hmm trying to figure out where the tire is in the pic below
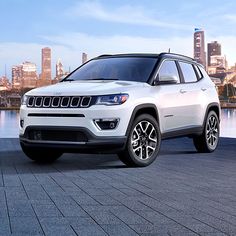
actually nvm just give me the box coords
[118,114,161,167]
[193,110,220,153]
[20,142,62,163]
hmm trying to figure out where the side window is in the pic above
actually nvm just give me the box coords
[179,62,198,83]
[193,65,203,80]
[158,60,180,83]
[198,66,210,79]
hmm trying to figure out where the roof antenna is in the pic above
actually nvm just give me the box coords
[168,48,171,53]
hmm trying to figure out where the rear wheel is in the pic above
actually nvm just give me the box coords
[20,142,62,163]
[193,110,219,153]
[118,114,161,167]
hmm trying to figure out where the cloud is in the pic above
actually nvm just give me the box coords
[65,1,192,30]
[2,32,236,79]
[223,14,236,23]
[42,32,193,58]
[0,33,194,78]
[0,42,74,78]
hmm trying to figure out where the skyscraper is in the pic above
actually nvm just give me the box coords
[82,53,88,64]
[12,65,23,89]
[56,59,64,78]
[193,28,206,68]
[12,62,38,89]
[207,41,221,66]
[21,62,38,88]
[41,47,51,80]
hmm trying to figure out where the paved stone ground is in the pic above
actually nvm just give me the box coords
[0,137,236,236]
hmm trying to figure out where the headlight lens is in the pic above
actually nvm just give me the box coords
[21,95,28,105]
[96,94,129,105]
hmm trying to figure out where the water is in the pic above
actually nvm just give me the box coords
[0,109,235,138]
[0,110,20,138]
[220,109,236,138]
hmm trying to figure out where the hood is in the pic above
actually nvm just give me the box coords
[26,80,147,96]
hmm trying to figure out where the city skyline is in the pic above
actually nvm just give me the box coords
[1,0,236,77]
[0,33,234,87]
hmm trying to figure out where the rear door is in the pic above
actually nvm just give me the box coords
[177,61,203,127]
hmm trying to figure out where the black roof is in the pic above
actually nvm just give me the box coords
[97,52,197,64]
[97,53,160,58]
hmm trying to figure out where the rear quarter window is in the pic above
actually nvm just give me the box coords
[198,66,210,79]
[193,65,203,80]
[179,62,198,83]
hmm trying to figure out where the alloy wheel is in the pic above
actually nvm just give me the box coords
[206,114,219,149]
[131,120,158,160]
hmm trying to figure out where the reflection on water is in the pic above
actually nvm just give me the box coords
[220,109,236,138]
[0,110,19,138]
[0,109,235,138]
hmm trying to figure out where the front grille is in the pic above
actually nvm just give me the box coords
[52,97,61,107]
[28,130,88,142]
[43,97,51,107]
[35,97,43,107]
[27,96,95,108]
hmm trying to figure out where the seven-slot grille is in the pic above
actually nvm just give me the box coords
[27,96,93,108]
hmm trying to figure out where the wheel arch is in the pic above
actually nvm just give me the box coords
[203,102,220,128]
[125,104,159,136]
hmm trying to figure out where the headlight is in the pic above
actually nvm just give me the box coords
[96,94,129,105]
[21,95,28,105]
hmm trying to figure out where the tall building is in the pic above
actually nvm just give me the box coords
[82,52,88,64]
[21,62,38,89]
[193,28,206,68]
[12,62,38,89]
[208,55,227,75]
[12,65,23,89]
[207,41,221,66]
[56,59,64,78]
[41,47,51,80]
[52,59,65,84]
[0,76,10,91]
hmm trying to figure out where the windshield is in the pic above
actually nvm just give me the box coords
[64,57,157,83]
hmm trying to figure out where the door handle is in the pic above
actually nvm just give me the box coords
[201,88,207,91]
[180,89,187,94]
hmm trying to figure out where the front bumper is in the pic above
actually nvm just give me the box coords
[19,103,132,137]
[19,126,127,153]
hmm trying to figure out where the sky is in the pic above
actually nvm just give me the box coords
[1,0,236,78]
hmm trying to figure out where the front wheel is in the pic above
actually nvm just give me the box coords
[20,142,62,163]
[193,110,220,153]
[118,114,161,167]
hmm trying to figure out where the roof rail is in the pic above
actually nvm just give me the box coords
[159,52,195,61]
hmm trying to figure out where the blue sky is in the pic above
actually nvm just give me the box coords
[1,0,236,77]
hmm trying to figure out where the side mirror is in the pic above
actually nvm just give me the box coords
[154,74,178,85]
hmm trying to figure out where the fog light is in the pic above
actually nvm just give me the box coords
[110,122,115,129]
[34,131,42,140]
[20,119,24,128]
[94,118,119,130]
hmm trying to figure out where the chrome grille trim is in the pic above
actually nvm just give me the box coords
[70,97,81,108]
[61,97,70,108]
[43,97,51,107]
[35,97,43,107]
[28,97,35,107]
[52,97,61,107]
[81,96,92,108]
[27,96,92,108]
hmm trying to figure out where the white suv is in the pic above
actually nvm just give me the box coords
[20,53,220,167]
